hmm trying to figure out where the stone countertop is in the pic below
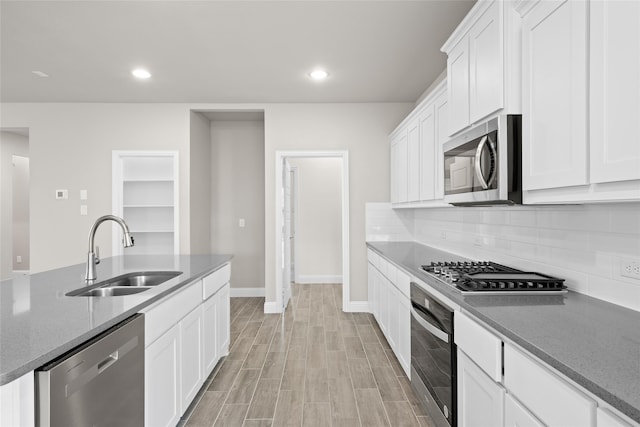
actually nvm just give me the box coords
[0,254,232,386]
[367,241,640,424]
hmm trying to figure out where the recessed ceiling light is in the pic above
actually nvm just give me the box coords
[132,69,151,79]
[32,71,49,78]
[309,69,329,80]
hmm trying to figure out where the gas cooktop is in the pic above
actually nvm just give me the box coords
[421,261,567,295]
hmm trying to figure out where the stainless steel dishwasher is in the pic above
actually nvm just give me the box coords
[36,314,144,427]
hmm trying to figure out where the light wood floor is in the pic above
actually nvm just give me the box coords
[182,283,435,427]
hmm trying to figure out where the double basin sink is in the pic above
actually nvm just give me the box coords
[66,271,182,297]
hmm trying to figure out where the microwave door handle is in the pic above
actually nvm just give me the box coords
[474,136,497,190]
[410,307,449,343]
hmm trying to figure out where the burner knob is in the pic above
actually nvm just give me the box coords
[450,272,460,282]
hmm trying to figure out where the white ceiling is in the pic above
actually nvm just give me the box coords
[0,0,474,103]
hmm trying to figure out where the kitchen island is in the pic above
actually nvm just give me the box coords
[0,254,231,426]
[368,241,640,426]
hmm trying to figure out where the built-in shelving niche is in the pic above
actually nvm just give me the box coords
[112,151,179,256]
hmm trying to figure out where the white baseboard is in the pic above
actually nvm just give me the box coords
[345,301,370,313]
[297,275,342,284]
[230,287,265,297]
[263,301,281,313]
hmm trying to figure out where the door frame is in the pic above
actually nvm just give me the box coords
[274,150,350,313]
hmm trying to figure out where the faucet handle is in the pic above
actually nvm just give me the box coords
[95,246,100,264]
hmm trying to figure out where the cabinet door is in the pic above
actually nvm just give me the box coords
[434,91,449,200]
[390,140,398,203]
[396,132,409,203]
[146,324,180,427]
[180,307,204,414]
[378,274,389,336]
[407,119,420,202]
[447,38,470,136]
[457,350,505,427]
[387,284,400,352]
[521,0,588,190]
[590,0,640,184]
[419,104,436,201]
[216,283,230,358]
[203,295,219,375]
[397,294,411,377]
[505,394,544,427]
[368,262,380,321]
[469,0,503,123]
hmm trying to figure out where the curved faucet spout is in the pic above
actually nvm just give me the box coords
[85,215,134,282]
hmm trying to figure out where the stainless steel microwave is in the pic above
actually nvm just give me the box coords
[443,115,522,206]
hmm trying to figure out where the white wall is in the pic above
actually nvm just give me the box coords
[0,131,29,279]
[264,103,412,302]
[210,119,265,289]
[1,102,410,308]
[367,203,640,312]
[1,104,192,273]
[189,111,212,254]
[12,156,30,271]
[288,157,342,283]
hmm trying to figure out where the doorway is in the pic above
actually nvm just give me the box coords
[0,129,30,280]
[275,151,350,313]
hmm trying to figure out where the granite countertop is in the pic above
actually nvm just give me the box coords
[367,241,640,424]
[0,254,232,386]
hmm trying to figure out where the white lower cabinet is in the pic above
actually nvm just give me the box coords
[0,371,34,427]
[215,283,231,358]
[457,350,505,427]
[180,306,204,412]
[505,394,544,427]
[366,251,411,377]
[143,263,231,427]
[504,343,596,427]
[146,324,181,427]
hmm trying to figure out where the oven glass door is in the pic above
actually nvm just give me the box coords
[444,130,498,196]
[411,301,454,425]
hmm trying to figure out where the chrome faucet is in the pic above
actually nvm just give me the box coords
[85,215,134,282]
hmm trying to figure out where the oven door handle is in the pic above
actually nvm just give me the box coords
[410,307,449,343]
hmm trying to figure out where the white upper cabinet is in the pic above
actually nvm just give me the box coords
[442,0,520,136]
[590,0,640,184]
[447,38,471,134]
[407,118,421,202]
[419,104,436,201]
[390,80,449,208]
[390,130,408,204]
[519,0,588,191]
[469,0,503,123]
[518,0,640,203]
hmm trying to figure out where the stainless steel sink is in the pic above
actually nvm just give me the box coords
[77,287,150,297]
[66,271,182,297]
[101,271,182,287]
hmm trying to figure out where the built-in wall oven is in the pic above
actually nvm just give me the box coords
[410,282,456,427]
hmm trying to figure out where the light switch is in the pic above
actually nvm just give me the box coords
[80,189,87,200]
[239,218,245,227]
[80,205,88,216]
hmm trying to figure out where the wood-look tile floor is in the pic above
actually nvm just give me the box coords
[182,283,436,427]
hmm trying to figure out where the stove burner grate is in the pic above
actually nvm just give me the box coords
[421,261,566,293]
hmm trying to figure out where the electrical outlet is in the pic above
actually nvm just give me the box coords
[440,231,447,240]
[16,255,22,264]
[239,218,245,228]
[474,236,483,247]
[621,258,640,280]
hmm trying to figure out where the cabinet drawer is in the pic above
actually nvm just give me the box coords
[454,311,502,382]
[504,344,596,427]
[144,282,202,347]
[203,263,231,300]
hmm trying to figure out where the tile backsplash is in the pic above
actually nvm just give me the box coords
[366,202,640,312]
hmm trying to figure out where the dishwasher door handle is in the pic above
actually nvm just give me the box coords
[97,351,119,373]
[411,307,449,343]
